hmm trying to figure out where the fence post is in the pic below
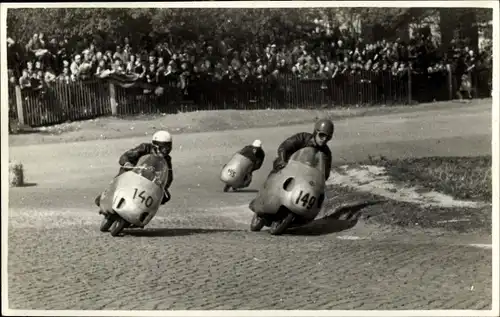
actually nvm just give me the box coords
[109,82,118,116]
[14,86,25,125]
[446,64,453,100]
[407,67,412,105]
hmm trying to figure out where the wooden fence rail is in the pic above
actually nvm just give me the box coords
[8,68,492,128]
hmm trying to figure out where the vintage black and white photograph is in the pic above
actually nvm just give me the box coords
[2,1,498,314]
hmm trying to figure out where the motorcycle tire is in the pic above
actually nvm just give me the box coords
[110,217,128,237]
[99,216,115,232]
[250,214,266,232]
[269,212,294,236]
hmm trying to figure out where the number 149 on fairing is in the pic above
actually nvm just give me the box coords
[295,190,317,210]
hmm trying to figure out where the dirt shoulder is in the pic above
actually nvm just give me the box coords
[321,155,492,234]
[323,185,491,234]
[8,99,488,147]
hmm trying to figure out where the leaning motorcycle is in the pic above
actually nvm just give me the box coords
[96,153,171,237]
[220,152,255,192]
[249,147,327,235]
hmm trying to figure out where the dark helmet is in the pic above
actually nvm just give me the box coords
[313,118,334,139]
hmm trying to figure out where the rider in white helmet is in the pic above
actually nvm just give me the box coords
[95,130,174,206]
[236,139,266,187]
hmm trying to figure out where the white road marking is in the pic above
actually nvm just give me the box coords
[337,235,365,240]
[436,219,471,224]
[467,244,492,249]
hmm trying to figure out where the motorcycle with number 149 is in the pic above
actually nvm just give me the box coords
[249,147,327,235]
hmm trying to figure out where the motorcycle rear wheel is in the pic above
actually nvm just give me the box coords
[223,184,232,192]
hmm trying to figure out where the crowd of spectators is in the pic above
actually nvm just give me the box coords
[7,24,492,96]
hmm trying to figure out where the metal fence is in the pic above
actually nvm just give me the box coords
[115,70,411,115]
[8,68,492,128]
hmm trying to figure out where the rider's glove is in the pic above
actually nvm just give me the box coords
[123,162,134,168]
[273,159,286,171]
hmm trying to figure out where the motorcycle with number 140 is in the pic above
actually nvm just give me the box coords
[96,153,171,237]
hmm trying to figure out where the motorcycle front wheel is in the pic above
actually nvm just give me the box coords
[250,214,266,232]
[269,212,294,236]
[99,216,115,232]
[110,217,128,237]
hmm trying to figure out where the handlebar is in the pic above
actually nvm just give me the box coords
[122,164,154,171]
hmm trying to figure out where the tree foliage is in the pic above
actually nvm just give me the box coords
[6,7,492,47]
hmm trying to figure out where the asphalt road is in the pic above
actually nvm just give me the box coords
[7,101,493,310]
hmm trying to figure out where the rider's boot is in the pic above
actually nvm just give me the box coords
[160,190,171,205]
[242,173,252,188]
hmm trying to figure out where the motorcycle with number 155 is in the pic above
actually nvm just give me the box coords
[220,152,255,192]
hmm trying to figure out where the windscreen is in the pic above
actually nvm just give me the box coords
[132,154,169,188]
[288,147,326,176]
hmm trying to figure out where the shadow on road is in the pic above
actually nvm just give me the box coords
[286,200,385,236]
[230,189,259,193]
[20,182,38,187]
[10,182,38,188]
[124,227,242,237]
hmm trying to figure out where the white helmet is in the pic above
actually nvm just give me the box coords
[252,139,262,148]
[152,130,172,143]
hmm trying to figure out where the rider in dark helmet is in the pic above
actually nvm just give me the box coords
[271,118,334,180]
[248,118,334,213]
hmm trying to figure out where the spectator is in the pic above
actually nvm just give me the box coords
[148,52,156,67]
[44,68,57,84]
[19,69,32,89]
[6,18,492,104]
[31,70,45,91]
[111,58,125,74]
[62,60,70,70]
[70,55,82,79]
[457,73,472,99]
[26,61,35,77]
[25,33,43,56]
[134,57,146,77]
[126,54,136,74]
[157,57,166,73]
[78,53,94,79]
[34,60,43,73]
[8,69,17,85]
[95,59,107,76]
[113,45,126,62]
[57,67,72,84]
[145,63,157,84]
[105,50,113,62]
